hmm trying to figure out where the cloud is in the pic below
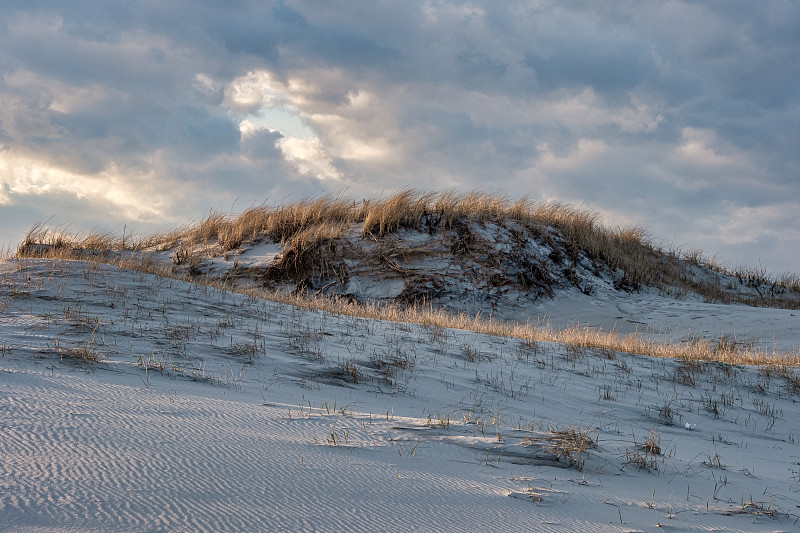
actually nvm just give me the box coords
[0,1,798,272]
[239,121,283,161]
[0,153,171,220]
[277,137,341,181]
[0,181,10,206]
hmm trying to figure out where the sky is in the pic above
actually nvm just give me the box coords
[0,1,798,274]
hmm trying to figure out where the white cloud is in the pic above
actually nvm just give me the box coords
[193,73,225,104]
[672,127,746,170]
[225,69,399,167]
[0,182,10,206]
[0,153,169,220]
[276,137,341,181]
[715,202,800,247]
[225,70,283,112]
[536,137,609,173]
[421,1,484,26]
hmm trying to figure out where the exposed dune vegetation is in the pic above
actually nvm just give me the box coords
[15,190,800,367]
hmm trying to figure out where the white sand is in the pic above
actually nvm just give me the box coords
[2,258,800,531]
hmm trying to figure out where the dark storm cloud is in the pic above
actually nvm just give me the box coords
[0,1,798,272]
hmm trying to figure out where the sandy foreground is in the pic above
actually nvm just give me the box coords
[2,258,800,532]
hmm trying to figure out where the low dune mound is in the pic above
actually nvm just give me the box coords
[18,190,800,323]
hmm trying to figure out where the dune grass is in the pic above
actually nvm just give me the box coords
[13,189,800,366]
[260,289,800,367]
[22,190,800,311]
[19,190,798,295]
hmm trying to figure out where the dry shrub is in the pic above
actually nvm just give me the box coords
[778,272,800,292]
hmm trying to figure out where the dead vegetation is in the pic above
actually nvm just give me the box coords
[17,189,800,304]
[13,189,800,367]
[521,426,596,470]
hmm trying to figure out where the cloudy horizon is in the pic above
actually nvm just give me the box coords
[1,1,798,273]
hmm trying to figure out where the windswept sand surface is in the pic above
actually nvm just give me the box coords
[533,288,800,353]
[2,259,800,532]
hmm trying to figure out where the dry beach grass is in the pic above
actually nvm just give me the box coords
[14,189,800,367]
[19,189,800,294]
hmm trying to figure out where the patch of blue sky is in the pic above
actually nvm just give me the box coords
[249,107,316,140]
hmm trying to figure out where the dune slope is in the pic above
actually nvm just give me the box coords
[2,258,800,531]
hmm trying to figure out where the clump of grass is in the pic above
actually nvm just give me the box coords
[264,221,348,284]
[643,428,662,456]
[625,427,662,471]
[361,189,436,236]
[340,360,363,384]
[49,338,103,369]
[188,196,354,251]
[522,425,595,469]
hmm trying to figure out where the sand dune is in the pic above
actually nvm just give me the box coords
[2,258,800,531]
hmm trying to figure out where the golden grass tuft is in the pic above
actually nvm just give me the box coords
[268,220,349,281]
[361,189,435,236]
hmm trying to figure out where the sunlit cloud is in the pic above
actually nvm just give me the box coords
[225,70,283,113]
[0,154,169,220]
[276,137,341,181]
